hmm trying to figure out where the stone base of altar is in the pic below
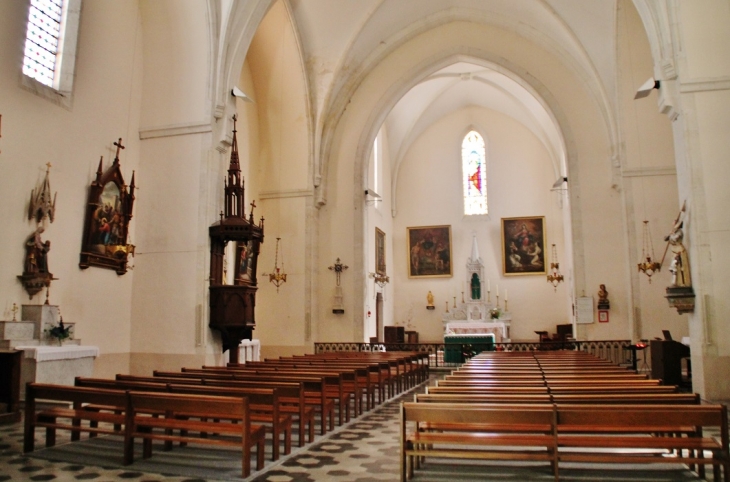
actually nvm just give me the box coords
[445,321,510,342]
[15,345,99,400]
[444,333,495,363]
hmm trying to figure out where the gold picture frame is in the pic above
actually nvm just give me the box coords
[407,225,452,278]
[501,216,546,276]
[375,227,386,275]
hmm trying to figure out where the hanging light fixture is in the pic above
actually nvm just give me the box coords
[546,244,564,291]
[369,271,390,289]
[637,220,661,282]
[266,237,287,292]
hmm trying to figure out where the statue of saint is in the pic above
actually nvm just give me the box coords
[426,291,434,307]
[597,284,610,309]
[470,273,481,300]
[665,208,691,287]
[24,226,51,274]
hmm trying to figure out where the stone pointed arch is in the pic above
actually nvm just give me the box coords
[315,7,619,210]
[630,1,678,80]
[341,45,591,340]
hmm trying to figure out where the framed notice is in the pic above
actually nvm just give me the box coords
[575,297,594,324]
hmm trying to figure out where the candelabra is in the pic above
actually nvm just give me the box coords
[265,237,287,292]
[637,220,661,283]
[546,244,564,290]
[369,272,390,289]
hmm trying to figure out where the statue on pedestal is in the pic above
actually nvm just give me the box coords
[470,273,481,300]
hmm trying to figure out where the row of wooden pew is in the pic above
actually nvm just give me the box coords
[401,350,729,482]
[24,350,427,477]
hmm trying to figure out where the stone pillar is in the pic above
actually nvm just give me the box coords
[659,1,730,400]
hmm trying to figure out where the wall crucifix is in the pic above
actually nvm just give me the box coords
[328,257,349,286]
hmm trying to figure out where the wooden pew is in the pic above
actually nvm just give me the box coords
[157,370,334,436]
[132,372,317,443]
[224,362,364,417]
[259,357,387,410]
[427,384,678,396]
[415,393,553,404]
[75,377,293,460]
[400,402,558,481]
[556,404,730,481]
[284,353,396,402]
[179,368,339,433]
[123,391,266,478]
[24,383,128,453]
[416,392,699,405]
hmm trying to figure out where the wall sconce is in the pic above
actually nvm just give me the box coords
[546,244,564,290]
[369,272,389,289]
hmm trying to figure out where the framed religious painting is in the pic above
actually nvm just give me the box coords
[79,139,136,275]
[375,227,386,275]
[501,216,547,276]
[234,240,255,285]
[407,225,452,278]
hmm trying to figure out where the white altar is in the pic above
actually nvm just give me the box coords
[15,345,99,400]
[445,321,508,342]
[8,304,99,400]
[442,234,512,342]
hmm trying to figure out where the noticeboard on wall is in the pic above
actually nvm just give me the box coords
[575,297,594,324]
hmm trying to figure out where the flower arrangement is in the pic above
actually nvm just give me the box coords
[489,308,501,320]
[45,317,72,345]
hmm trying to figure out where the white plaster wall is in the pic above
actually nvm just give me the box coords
[393,107,566,342]
[245,0,312,356]
[318,20,631,344]
[0,1,143,374]
[616,0,684,342]
[130,0,213,373]
[663,0,730,400]
[365,127,394,340]
[138,0,211,127]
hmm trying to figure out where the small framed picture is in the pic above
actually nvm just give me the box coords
[598,310,609,323]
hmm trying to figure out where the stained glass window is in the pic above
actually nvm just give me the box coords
[462,130,487,215]
[23,0,64,88]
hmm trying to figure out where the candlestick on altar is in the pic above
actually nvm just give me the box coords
[496,294,500,309]
[461,291,464,303]
[504,299,509,312]
[452,296,456,308]
[487,290,491,303]
[445,301,449,313]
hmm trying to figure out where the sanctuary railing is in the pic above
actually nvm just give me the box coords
[314,340,635,369]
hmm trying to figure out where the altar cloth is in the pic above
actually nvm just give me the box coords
[15,345,99,362]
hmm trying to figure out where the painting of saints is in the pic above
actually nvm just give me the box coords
[235,240,255,284]
[407,226,452,278]
[501,217,546,275]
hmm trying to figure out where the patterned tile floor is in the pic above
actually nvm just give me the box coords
[1,377,726,481]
